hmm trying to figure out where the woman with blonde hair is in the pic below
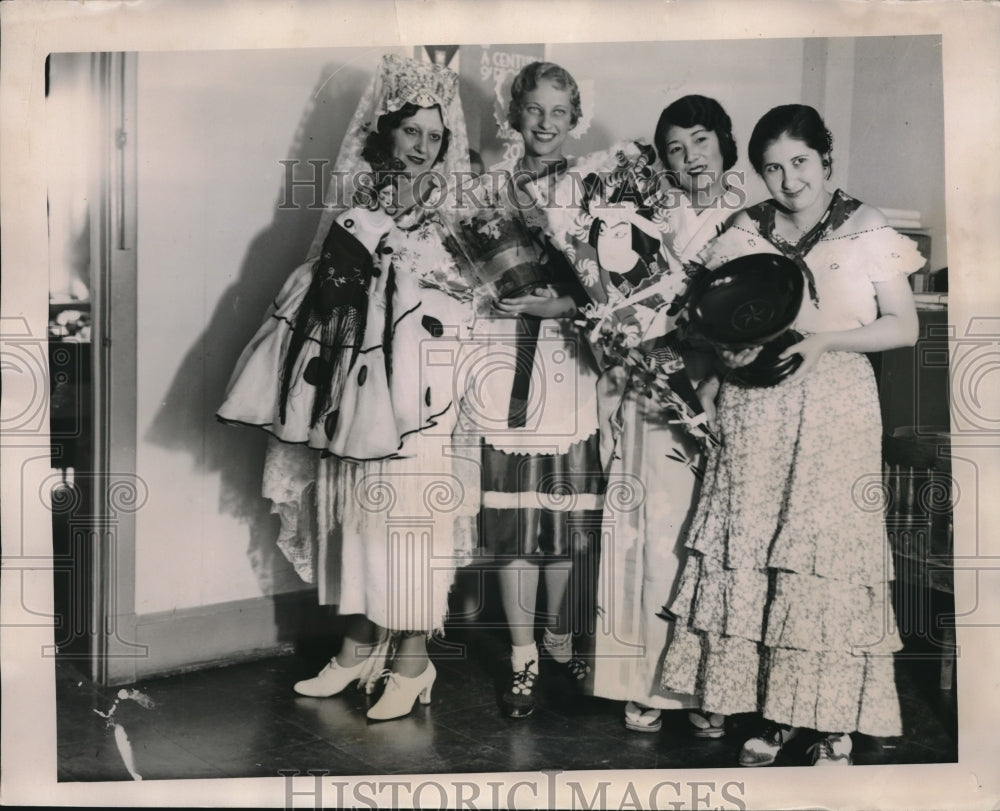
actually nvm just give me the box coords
[461,60,604,718]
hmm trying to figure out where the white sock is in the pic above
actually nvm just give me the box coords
[542,629,572,664]
[511,642,539,674]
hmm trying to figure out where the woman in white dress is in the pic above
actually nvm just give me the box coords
[217,54,478,722]
[583,96,742,736]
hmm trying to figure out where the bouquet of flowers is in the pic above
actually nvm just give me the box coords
[576,300,720,448]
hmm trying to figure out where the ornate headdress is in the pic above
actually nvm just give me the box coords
[306,52,470,258]
[375,53,459,116]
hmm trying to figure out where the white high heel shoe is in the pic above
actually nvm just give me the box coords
[293,658,366,697]
[366,662,436,721]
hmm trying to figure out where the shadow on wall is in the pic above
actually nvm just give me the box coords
[144,63,370,614]
[140,55,615,638]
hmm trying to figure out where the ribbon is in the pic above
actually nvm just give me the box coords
[506,314,542,428]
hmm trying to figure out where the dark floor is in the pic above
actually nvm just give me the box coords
[56,623,957,782]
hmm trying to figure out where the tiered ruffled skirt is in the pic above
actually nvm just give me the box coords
[660,351,903,736]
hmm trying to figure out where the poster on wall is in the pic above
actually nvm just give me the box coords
[458,43,545,169]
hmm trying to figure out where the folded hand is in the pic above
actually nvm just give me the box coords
[493,287,575,318]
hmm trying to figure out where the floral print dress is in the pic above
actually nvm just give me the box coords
[659,191,926,736]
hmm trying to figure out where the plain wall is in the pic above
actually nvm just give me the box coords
[135,47,404,612]
[848,35,947,271]
[131,38,945,616]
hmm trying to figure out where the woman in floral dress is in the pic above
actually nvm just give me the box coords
[218,53,478,722]
[660,104,923,765]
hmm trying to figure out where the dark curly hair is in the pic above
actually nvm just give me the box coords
[507,61,582,132]
[361,102,451,172]
[748,104,834,179]
[654,95,738,181]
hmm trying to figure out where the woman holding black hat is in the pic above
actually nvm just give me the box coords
[659,104,923,766]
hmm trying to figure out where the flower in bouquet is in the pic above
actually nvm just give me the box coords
[625,343,719,448]
[575,303,719,448]
[474,208,505,242]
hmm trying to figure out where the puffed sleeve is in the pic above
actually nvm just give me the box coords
[696,223,783,269]
[860,226,927,283]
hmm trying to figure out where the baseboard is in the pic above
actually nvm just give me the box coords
[101,588,319,685]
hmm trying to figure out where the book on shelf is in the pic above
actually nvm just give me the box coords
[878,206,923,224]
[913,291,947,309]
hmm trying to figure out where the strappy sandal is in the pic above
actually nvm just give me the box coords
[688,709,726,738]
[807,733,853,766]
[561,655,590,683]
[625,701,662,733]
[541,632,590,685]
